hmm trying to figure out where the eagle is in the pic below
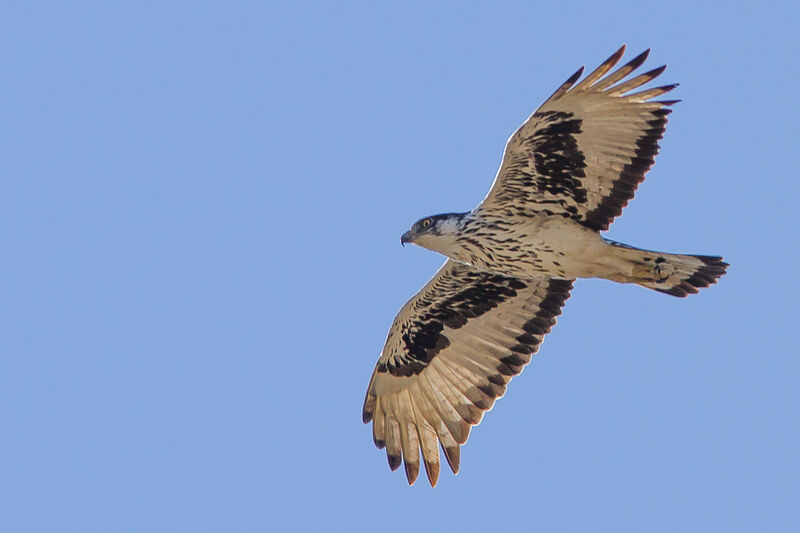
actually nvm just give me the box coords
[362,46,728,487]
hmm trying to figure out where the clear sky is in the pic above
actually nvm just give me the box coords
[2,1,798,532]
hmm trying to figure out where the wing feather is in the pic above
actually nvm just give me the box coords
[572,45,626,91]
[385,413,402,471]
[363,260,572,485]
[419,369,470,444]
[398,390,421,484]
[591,48,651,90]
[544,67,585,104]
[407,385,441,486]
[606,65,667,96]
[625,84,679,102]
[476,47,676,232]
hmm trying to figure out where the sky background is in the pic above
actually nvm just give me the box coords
[2,1,798,532]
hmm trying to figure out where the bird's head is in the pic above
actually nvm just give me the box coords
[401,213,467,252]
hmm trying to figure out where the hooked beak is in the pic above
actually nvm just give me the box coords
[400,230,415,247]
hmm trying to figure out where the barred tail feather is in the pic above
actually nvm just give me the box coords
[636,253,729,297]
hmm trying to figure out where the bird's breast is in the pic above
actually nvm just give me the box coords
[450,215,603,278]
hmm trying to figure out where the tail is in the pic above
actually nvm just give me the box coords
[607,242,729,297]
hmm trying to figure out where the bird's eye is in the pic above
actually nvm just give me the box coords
[421,218,432,228]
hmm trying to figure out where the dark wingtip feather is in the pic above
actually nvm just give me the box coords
[565,66,585,86]
[442,443,461,474]
[362,372,378,423]
[543,64,585,105]
[362,391,376,423]
[404,460,419,485]
[606,44,627,66]
[387,452,402,471]
[423,460,440,487]
[625,48,651,71]
[646,65,668,80]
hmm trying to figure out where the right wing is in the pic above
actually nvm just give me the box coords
[363,260,573,486]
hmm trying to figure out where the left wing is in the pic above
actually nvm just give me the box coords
[476,45,677,231]
[363,260,573,486]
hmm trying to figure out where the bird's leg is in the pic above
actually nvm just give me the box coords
[631,255,672,283]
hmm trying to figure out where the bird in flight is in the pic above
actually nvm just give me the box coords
[362,46,728,487]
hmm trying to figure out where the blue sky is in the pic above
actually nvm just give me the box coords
[2,1,798,531]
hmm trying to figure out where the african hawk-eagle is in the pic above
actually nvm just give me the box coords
[363,46,728,487]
